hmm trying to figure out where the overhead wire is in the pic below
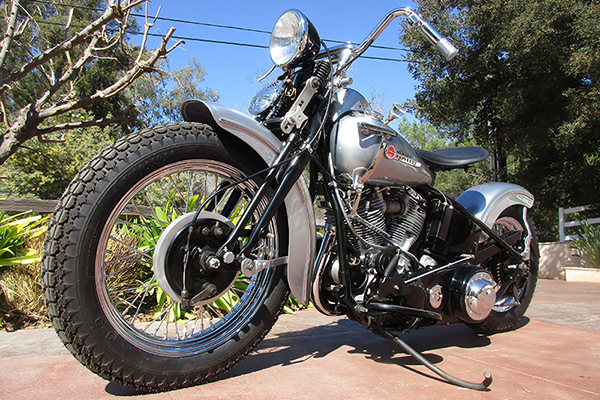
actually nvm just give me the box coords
[29,0,409,62]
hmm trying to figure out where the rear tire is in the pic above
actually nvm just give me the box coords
[42,122,289,391]
[468,209,539,335]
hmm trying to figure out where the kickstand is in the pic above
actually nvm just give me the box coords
[379,328,493,391]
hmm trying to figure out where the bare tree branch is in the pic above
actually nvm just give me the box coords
[0,0,21,127]
[65,8,74,31]
[37,27,180,120]
[36,114,136,137]
[0,0,20,68]
[0,0,182,165]
[35,33,101,108]
[0,0,144,95]
[136,3,162,64]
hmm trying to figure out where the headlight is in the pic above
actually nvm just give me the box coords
[269,10,320,69]
[249,80,284,115]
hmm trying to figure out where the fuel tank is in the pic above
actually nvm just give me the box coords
[328,88,432,188]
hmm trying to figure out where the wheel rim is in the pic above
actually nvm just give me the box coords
[95,160,280,357]
[490,216,529,313]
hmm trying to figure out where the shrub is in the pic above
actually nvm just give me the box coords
[0,212,48,267]
[0,212,50,330]
[570,221,600,269]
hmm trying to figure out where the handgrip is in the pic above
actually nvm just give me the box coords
[333,8,458,72]
[408,11,459,61]
[435,37,459,61]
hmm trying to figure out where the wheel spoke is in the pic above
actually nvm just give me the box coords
[108,282,158,296]
[108,235,153,261]
[91,157,280,356]
[105,255,145,279]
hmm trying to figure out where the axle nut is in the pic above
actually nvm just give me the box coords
[207,256,221,269]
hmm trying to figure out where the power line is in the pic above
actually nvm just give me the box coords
[33,19,407,62]
[34,18,407,62]
[131,13,273,36]
[133,12,408,52]
[29,0,409,55]
[146,31,269,50]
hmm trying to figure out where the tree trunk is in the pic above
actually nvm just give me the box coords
[489,124,507,182]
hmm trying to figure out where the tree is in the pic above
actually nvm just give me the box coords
[402,0,600,240]
[398,118,488,199]
[0,56,219,199]
[0,109,116,199]
[129,58,219,127]
[0,0,182,165]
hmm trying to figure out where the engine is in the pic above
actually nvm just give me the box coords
[344,187,427,265]
[317,185,497,330]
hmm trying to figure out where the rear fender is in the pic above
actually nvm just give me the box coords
[456,182,535,227]
[180,100,316,304]
[456,182,535,260]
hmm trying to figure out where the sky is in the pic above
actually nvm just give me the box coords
[135,0,421,118]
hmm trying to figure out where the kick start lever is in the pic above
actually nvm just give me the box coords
[379,328,493,391]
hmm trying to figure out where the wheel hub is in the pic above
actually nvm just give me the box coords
[153,211,237,305]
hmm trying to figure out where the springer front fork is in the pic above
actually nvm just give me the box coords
[216,84,329,276]
[213,130,312,275]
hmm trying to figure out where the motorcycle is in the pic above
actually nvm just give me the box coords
[41,7,538,392]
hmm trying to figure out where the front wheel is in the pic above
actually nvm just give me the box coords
[468,210,539,335]
[42,123,289,391]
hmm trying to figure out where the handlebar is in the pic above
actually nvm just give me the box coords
[406,11,458,61]
[332,7,457,71]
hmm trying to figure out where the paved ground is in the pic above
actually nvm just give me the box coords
[1,279,599,399]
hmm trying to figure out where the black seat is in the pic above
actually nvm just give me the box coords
[415,147,489,171]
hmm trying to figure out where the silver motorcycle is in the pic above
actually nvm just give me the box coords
[42,7,538,392]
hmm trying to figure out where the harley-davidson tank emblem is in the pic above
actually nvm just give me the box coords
[384,145,421,167]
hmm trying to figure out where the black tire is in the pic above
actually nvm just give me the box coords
[468,208,539,335]
[42,122,289,391]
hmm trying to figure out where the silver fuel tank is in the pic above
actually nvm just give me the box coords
[328,88,432,189]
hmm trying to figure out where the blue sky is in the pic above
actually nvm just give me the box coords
[137,0,420,117]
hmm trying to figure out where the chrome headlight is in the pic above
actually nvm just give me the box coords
[269,9,320,69]
[249,80,284,115]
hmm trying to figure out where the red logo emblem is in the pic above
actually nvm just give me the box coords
[386,145,396,159]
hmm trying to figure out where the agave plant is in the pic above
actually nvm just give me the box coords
[570,221,600,269]
[0,211,49,268]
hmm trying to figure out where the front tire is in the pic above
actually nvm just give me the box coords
[42,123,289,391]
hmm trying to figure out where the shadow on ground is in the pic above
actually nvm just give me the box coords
[103,314,530,396]
[225,316,529,379]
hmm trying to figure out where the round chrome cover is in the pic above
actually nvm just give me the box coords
[429,284,443,309]
[464,271,497,321]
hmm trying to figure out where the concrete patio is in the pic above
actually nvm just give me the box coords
[0,279,599,399]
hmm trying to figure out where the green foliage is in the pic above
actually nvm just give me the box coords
[0,212,49,330]
[284,296,308,314]
[0,110,115,199]
[110,192,299,324]
[0,212,49,268]
[404,0,600,241]
[570,221,600,269]
[129,58,219,127]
